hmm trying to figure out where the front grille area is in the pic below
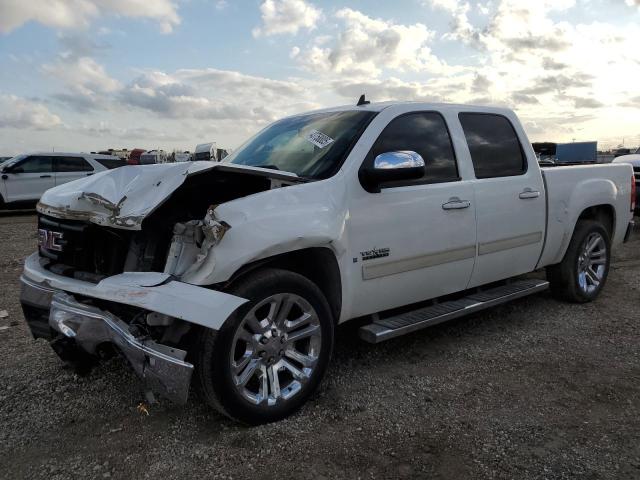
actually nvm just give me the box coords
[38,215,131,280]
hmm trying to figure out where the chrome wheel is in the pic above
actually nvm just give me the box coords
[577,232,607,294]
[230,293,322,406]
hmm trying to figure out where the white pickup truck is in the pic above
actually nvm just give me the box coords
[20,102,635,424]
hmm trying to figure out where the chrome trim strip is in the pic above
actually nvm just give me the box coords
[362,245,476,280]
[478,231,543,256]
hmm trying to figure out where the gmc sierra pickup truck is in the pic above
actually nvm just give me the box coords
[20,102,635,424]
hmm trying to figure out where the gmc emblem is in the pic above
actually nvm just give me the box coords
[38,229,64,252]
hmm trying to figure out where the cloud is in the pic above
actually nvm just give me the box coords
[118,68,314,123]
[511,93,539,105]
[569,97,604,109]
[252,0,322,37]
[0,0,180,34]
[43,56,121,112]
[620,96,640,108]
[0,95,62,130]
[296,8,450,77]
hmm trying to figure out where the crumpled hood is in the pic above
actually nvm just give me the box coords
[38,162,216,229]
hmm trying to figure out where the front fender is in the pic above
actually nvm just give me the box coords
[179,177,348,285]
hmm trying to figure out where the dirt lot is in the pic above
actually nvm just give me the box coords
[0,213,638,480]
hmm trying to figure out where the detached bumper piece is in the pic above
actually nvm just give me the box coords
[49,292,193,404]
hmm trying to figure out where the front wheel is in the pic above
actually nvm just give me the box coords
[196,269,334,425]
[547,219,611,302]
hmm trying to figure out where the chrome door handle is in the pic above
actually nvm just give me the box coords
[519,189,540,199]
[442,197,471,210]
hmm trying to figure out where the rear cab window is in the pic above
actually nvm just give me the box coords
[364,111,459,188]
[458,113,526,178]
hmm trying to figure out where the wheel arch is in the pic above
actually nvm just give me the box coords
[554,203,615,266]
[222,247,342,324]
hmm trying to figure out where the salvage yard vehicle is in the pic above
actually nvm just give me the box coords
[20,101,636,424]
[1,152,124,209]
[613,147,640,214]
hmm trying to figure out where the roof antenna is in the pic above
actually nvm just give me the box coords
[357,94,370,106]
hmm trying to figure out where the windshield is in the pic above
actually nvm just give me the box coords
[224,110,376,179]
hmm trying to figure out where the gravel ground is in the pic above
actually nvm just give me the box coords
[0,213,638,479]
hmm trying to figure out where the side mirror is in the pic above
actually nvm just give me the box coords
[360,151,426,193]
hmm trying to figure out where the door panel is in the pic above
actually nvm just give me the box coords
[459,113,546,287]
[469,175,545,287]
[348,182,477,317]
[346,111,477,318]
[3,156,54,202]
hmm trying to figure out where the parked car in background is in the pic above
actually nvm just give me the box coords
[127,148,147,165]
[613,147,640,214]
[98,149,129,160]
[21,102,635,424]
[139,150,168,165]
[174,151,192,162]
[194,142,217,161]
[1,152,123,208]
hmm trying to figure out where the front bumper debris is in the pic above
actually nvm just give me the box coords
[19,252,248,404]
[48,292,193,404]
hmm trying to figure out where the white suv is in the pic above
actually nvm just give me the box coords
[0,152,124,208]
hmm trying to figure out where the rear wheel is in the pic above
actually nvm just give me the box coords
[547,220,611,302]
[196,269,334,425]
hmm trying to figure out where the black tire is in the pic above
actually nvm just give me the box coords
[546,219,611,303]
[195,268,334,425]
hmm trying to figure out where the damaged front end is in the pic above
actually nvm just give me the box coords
[20,252,248,403]
[22,163,305,403]
[49,292,193,404]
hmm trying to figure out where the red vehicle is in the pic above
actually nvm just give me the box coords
[127,148,146,165]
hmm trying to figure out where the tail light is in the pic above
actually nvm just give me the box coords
[631,173,636,212]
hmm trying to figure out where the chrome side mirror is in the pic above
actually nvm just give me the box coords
[360,151,426,193]
[373,151,425,171]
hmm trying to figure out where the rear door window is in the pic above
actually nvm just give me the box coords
[55,156,94,172]
[459,113,526,178]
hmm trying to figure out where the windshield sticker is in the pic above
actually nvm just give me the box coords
[306,130,335,149]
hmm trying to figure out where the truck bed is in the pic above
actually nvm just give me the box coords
[538,163,634,268]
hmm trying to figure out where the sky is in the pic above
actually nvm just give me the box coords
[0,0,639,155]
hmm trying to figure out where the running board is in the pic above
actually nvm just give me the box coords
[358,279,549,344]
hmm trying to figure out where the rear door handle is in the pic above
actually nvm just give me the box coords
[442,197,471,210]
[39,175,52,178]
[519,189,540,199]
